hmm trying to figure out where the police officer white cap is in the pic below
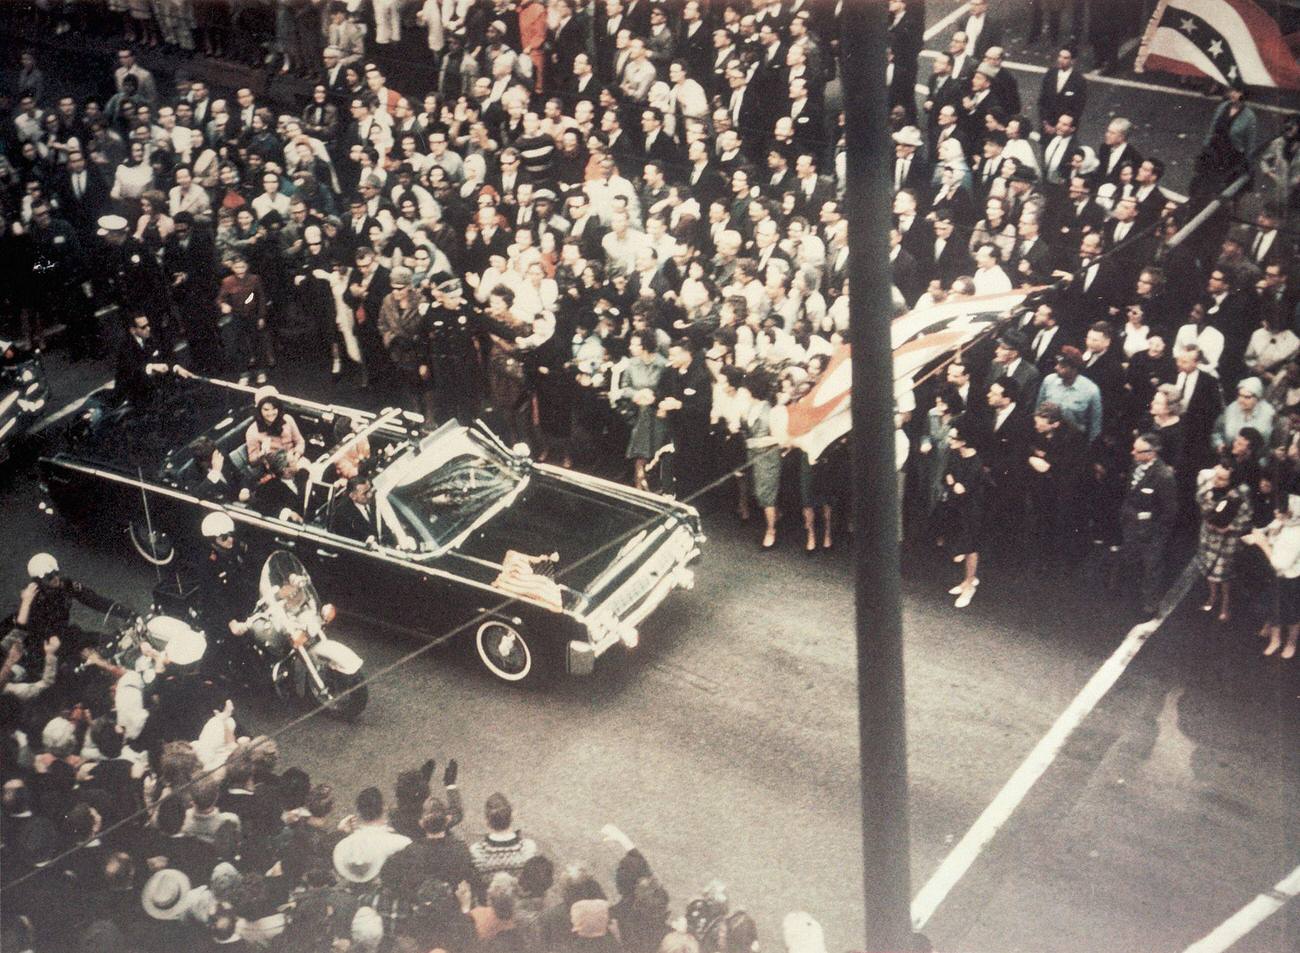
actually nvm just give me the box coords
[96,214,129,236]
[27,553,59,578]
[201,511,236,538]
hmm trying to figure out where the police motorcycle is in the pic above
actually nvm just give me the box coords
[77,591,228,749]
[0,340,50,465]
[233,550,368,720]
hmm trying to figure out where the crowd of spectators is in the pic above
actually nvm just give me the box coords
[2,0,1300,945]
[2,607,800,953]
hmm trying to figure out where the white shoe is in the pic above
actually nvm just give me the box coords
[948,578,979,595]
[954,587,975,608]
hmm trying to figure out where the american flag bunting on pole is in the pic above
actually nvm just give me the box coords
[1136,0,1300,90]
[770,288,1036,464]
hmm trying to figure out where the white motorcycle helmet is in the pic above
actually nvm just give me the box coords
[201,511,236,539]
[27,553,59,579]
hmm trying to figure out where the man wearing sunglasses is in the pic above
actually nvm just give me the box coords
[195,512,258,680]
[114,312,194,408]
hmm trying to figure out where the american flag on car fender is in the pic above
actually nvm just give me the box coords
[1137,0,1300,90]
[493,551,563,612]
[771,288,1036,464]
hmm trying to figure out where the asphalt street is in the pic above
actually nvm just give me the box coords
[4,342,1298,953]
[3,2,1300,950]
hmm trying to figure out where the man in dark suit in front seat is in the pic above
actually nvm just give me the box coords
[331,475,376,542]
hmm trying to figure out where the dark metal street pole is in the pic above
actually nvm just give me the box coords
[841,1,916,950]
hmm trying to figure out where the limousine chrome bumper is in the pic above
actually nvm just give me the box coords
[567,522,701,675]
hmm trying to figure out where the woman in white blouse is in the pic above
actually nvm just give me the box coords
[111,139,155,205]
[513,258,558,320]
[1245,493,1300,658]
[1119,301,1152,358]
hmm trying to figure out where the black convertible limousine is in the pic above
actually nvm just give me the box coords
[38,378,704,684]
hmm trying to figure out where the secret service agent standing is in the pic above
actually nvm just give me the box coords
[114,312,194,407]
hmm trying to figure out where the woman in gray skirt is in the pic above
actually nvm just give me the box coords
[615,329,667,491]
[740,369,783,550]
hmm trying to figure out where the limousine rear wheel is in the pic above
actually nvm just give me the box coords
[476,620,549,684]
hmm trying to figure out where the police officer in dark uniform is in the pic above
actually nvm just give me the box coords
[193,511,259,681]
[29,202,96,359]
[426,274,482,424]
[95,214,171,333]
[11,553,116,669]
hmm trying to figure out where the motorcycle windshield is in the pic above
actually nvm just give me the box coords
[259,550,322,616]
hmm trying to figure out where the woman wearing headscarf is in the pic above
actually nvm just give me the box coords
[460,152,488,202]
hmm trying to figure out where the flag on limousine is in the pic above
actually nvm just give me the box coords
[493,550,563,611]
[771,289,1037,464]
[1136,0,1300,90]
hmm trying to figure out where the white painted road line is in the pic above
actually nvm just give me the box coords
[1182,865,1300,953]
[910,560,1199,929]
[923,1,969,42]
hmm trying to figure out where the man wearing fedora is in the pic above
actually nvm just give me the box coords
[332,786,411,888]
[891,125,930,199]
[139,866,196,945]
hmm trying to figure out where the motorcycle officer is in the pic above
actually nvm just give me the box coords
[11,553,115,668]
[193,512,258,680]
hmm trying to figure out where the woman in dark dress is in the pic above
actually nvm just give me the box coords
[943,416,986,609]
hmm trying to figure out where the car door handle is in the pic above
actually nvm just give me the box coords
[274,536,297,547]
[315,548,339,558]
